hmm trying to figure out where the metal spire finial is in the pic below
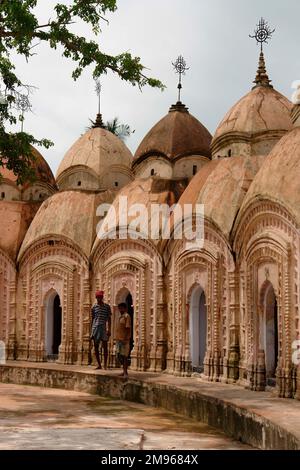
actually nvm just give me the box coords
[249,18,275,88]
[172,55,189,103]
[18,94,31,132]
[93,78,104,128]
[249,17,275,52]
[95,79,101,114]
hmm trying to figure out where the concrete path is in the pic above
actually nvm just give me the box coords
[0,383,250,450]
[1,361,300,448]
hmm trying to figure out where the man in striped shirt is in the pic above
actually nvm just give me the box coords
[90,290,111,370]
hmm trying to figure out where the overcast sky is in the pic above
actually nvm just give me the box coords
[12,0,300,175]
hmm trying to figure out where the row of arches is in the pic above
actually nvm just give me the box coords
[2,200,298,400]
[42,280,278,387]
[188,280,278,383]
[43,288,134,361]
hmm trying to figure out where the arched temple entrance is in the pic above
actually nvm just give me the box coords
[260,281,278,384]
[45,291,62,360]
[116,287,134,355]
[126,292,134,353]
[189,285,207,372]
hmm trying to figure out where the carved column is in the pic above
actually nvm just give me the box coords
[59,273,74,364]
[7,279,17,360]
[212,259,221,382]
[17,276,28,360]
[165,271,175,373]
[227,272,240,382]
[130,271,139,371]
[280,250,293,398]
[149,273,166,372]
[80,276,91,365]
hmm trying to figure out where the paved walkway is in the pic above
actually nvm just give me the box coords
[1,361,300,449]
[0,383,250,450]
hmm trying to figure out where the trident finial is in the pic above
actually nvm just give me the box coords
[250,18,275,88]
[172,55,189,103]
[249,17,275,53]
[93,78,104,128]
[16,92,32,133]
[95,79,102,115]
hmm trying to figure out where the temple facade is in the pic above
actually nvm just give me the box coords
[1,50,300,401]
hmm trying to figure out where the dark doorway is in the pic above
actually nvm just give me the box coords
[126,293,134,356]
[190,285,207,373]
[264,284,279,385]
[52,294,62,356]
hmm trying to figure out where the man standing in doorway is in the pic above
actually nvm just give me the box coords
[90,290,111,370]
[115,302,132,378]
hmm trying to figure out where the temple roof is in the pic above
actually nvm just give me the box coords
[133,102,212,166]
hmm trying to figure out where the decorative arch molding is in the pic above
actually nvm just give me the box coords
[92,238,165,373]
[168,246,230,381]
[0,248,17,357]
[57,164,99,182]
[245,238,289,266]
[18,236,89,274]
[92,237,162,268]
[233,200,298,258]
[166,219,234,272]
[175,249,218,270]
[238,238,296,398]
[103,253,147,272]
[17,241,90,365]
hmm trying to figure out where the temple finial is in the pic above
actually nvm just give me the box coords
[249,18,275,89]
[172,55,189,104]
[253,51,273,88]
[93,79,104,128]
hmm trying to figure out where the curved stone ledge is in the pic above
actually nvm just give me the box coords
[1,361,300,450]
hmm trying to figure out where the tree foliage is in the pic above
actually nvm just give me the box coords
[0,0,163,183]
[105,117,132,141]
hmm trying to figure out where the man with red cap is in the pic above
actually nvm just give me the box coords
[90,290,111,369]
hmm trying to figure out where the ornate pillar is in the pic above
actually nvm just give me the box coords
[58,273,74,364]
[280,250,293,398]
[17,277,28,360]
[247,265,257,390]
[6,279,17,360]
[79,277,91,365]
[211,259,221,382]
[166,272,175,373]
[131,270,142,370]
[149,273,167,372]
[227,272,240,382]
[174,269,183,375]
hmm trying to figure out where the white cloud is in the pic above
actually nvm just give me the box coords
[11,0,300,175]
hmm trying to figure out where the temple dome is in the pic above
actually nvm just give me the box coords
[91,176,187,254]
[56,120,133,191]
[18,189,118,260]
[0,146,57,260]
[177,155,263,239]
[0,146,57,202]
[211,54,293,159]
[237,117,300,226]
[133,102,212,180]
[0,201,40,260]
